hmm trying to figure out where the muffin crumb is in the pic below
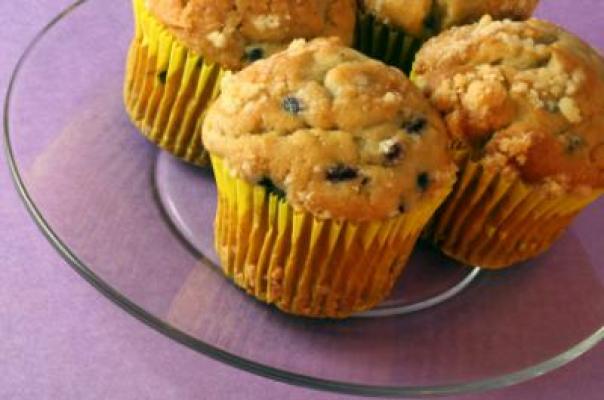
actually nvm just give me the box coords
[206,31,227,49]
[558,97,582,123]
[252,15,282,31]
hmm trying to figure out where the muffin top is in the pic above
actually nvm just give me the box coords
[359,0,432,37]
[146,0,356,70]
[432,0,540,30]
[203,38,456,221]
[412,16,604,194]
[358,0,538,36]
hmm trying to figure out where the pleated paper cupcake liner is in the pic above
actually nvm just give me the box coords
[353,11,430,74]
[427,159,603,269]
[211,156,448,318]
[123,0,227,166]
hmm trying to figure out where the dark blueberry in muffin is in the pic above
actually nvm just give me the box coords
[282,96,303,115]
[565,134,585,154]
[326,165,359,182]
[259,177,286,199]
[403,117,427,135]
[383,141,403,163]
[417,172,430,191]
[245,47,264,62]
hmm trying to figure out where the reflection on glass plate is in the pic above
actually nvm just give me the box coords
[154,152,481,318]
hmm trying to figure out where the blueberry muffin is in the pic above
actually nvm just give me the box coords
[202,38,456,318]
[355,0,539,72]
[412,16,604,269]
[124,0,356,166]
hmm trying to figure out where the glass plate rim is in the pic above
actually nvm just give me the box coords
[2,1,603,397]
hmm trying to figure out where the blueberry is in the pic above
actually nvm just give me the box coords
[398,203,406,214]
[258,177,286,199]
[417,172,430,191]
[384,142,402,162]
[403,117,427,135]
[566,134,584,154]
[245,47,264,62]
[326,165,359,182]
[157,70,168,84]
[282,96,303,115]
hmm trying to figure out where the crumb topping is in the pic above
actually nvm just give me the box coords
[413,17,604,193]
[146,0,357,70]
[203,38,456,221]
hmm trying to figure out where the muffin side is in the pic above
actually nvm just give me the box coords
[124,0,226,165]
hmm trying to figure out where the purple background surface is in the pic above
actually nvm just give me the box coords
[1,1,602,399]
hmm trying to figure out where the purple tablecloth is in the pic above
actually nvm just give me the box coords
[1,1,602,399]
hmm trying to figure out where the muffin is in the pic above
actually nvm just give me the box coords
[354,0,539,72]
[203,38,457,318]
[412,17,604,269]
[124,0,356,166]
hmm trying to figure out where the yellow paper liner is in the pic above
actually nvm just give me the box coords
[353,11,431,73]
[211,156,447,318]
[427,159,603,269]
[123,0,227,166]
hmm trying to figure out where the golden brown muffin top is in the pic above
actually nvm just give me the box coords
[203,38,456,221]
[358,0,538,36]
[359,0,432,36]
[412,16,604,194]
[146,0,356,70]
[433,0,539,30]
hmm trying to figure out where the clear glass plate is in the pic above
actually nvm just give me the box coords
[4,0,604,397]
